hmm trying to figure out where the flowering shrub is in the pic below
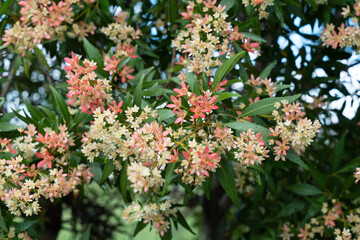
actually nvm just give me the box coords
[0,0,360,239]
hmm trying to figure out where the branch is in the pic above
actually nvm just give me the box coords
[0,60,16,114]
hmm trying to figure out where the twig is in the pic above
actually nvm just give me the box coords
[0,59,16,114]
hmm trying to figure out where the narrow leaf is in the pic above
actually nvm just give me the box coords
[100,159,115,185]
[186,67,201,95]
[133,222,148,237]
[175,210,195,235]
[162,162,178,195]
[216,157,239,205]
[333,133,346,171]
[79,224,92,240]
[286,149,309,170]
[35,47,50,70]
[211,51,245,92]
[241,32,267,43]
[134,75,144,107]
[240,94,301,117]
[259,61,276,79]
[50,86,70,124]
[215,92,241,102]
[0,122,19,132]
[0,215,8,232]
[290,183,322,196]
[83,38,105,76]
[224,121,270,138]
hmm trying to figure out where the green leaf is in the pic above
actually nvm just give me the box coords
[211,51,245,92]
[38,106,57,120]
[120,160,130,201]
[50,86,70,124]
[133,222,148,237]
[90,162,102,184]
[0,122,19,132]
[224,121,270,138]
[309,163,326,190]
[290,183,322,196]
[0,112,16,123]
[83,38,105,75]
[333,133,346,171]
[240,94,301,117]
[35,47,50,70]
[14,220,38,233]
[273,0,284,25]
[0,97,4,109]
[134,75,144,107]
[259,61,276,79]
[203,173,212,200]
[0,215,8,232]
[143,87,174,97]
[221,0,237,11]
[0,0,12,16]
[157,109,175,121]
[23,99,46,124]
[274,84,291,92]
[248,163,265,174]
[215,92,241,102]
[175,210,195,235]
[162,162,178,195]
[79,224,91,240]
[134,67,155,83]
[100,159,115,185]
[338,157,360,173]
[186,68,201,95]
[216,157,239,205]
[276,201,306,218]
[100,0,109,10]
[169,0,177,27]
[286,149,309,170]
[241,32,267,43]
[23,58,30,78]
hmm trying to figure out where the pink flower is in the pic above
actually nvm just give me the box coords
[167,95,182,111]
[214,127,229,140]
[104,55,120,75]
[241,37,259,53]
[36,151,54,168]
[119,65,135,82]
[108,100,124,114]
[173,81,189,97]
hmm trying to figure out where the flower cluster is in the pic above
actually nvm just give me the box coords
[167,82,219,124]
[321,1,360,52]
[0,124,93,216]
[4,226,32,240]
[354,168,360,183]
[2,0,95,56]
[233,162,256,194]
[64,52,112,113]
[101,11,141,44]
[81,105,171,192]
[233,129,269,165]
[269,101,321,159]
[122,200,176,236]
[101,11,138,82]
[246,74,278,96]
[67,21,96,41]
[172,0,259,76]
[242,0,274,19]
[281,200,360,240]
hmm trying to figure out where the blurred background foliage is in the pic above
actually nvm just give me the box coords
[1,0,360,239]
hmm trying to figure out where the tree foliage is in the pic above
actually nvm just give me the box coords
[0,0,360,239]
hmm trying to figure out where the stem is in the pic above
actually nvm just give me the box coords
[0,57,17,113]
